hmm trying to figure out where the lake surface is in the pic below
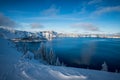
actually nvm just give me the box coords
[16,38,120,72]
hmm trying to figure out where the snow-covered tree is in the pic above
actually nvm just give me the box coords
[36,46,41,59]
[36,42,47,61]
[49,48,55,65]
[101,62,108,71]
[49,48,54,65]
[22,43,28,56]
[23,51,34,60]
[55,57,61,66]
[61,62,66,66]
[36,44,64,66]
[115,69,118,73]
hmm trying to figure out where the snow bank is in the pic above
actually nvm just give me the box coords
[49,69,87,80]
[15,59,120,80]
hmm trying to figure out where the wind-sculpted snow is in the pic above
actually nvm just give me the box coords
[49,69,87,80]
[15,59,120,80]
[0,37,120,80]
[16,60,87,80]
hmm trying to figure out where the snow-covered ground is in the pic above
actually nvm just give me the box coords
[0,37,120,80]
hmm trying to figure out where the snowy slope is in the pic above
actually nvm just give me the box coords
[16,60,120,80]
[0,38,120,80]
[0,38,22,80]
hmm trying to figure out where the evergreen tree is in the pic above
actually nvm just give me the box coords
[24,51,34,60]
[49,48,55,65]
[32,50,38,59]
[101,62,108,71]
[36,45,41,59]
[115,69,118,73]
[22,43,27,56]
[61,62,65,67]
[37,42,47,61]
[55,57,61,66]
[36,43,64,67]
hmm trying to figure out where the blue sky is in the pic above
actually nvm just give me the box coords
[0,0,120,33]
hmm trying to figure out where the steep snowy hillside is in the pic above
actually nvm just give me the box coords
[0,38,120,80]
[0,37,21,80]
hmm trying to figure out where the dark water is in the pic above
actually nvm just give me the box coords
[16,38,120,72]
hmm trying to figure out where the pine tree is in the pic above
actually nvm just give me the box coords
[22,43,27,56]
[101,62,108,71]
[49,48,55,65]
[115,69,118,73]
[24,51,34,60]
[61,62,65,67]
[36,45,41,59]
[32,50,38,59]
[37,42,47,61]
[55,57,61,66]
[36,44,64,66]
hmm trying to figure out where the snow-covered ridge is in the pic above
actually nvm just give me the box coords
[0,27,57,41]
[0,27,43,39]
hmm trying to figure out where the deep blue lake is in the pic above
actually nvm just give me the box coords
[16,38,120,72]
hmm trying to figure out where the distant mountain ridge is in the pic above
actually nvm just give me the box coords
[0,27,57,40]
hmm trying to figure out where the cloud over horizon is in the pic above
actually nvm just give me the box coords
[71,23,100,31]
[30,23,44,29]
[0,13,16,28]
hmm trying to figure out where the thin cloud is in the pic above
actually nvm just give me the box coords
[41,5,59,16]
[23,16,86,22]
[71,23,100,31]
[30,23,44,29]
[92,6,120,16]
[88,0,103,5]
[0,13,16,28]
